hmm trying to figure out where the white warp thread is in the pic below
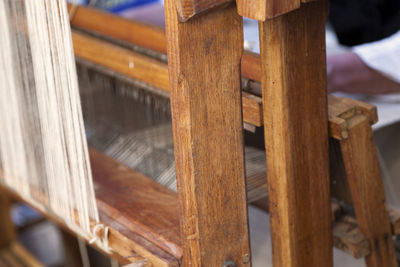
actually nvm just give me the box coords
[0,0,108,251]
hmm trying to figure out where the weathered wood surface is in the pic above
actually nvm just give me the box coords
[328,95,378,140]
[333,216,371,259]
[165,1,251,265]
[175,0,232,22]
[328,93,397,266]
[340,115,397,267]
[259,1,332,266]
[1,149,181,267]
[236,0,299,21]
[91,149,181,265]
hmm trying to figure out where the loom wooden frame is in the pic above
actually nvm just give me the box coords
[0,1,398,267]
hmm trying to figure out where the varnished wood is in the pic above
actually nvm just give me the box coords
[1,149,180,267]
[165,1,250,265]
[259,1,332,266]
[91,149,182,265]
[340,114,397,267]
[236,0,299,21]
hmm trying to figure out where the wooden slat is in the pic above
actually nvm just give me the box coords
[72,31,170,92]
[259,1,332,266]
[236,0,299,21]
[68,4,264,81]
[69,5,167,54]
[165,1,250,265]
[333,216,371,259]
[1,149,181,267]
[339,114,397,267]
[90,149,181,265]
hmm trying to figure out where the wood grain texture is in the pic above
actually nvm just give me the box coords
[340,115,398,267]
[175,0,232,22]
[165,2,250,266]
[90,149,182,263]
[259,1,332,266]
[237,0,299,21]
[328,95,378,140]
[68,4,263,81]
[69,4,167,54]
[1,149,180,267]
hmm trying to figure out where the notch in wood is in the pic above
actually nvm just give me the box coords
[236,0,300,21]
[175,0,233,22]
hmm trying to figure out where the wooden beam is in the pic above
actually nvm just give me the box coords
[68,4,263,81]
[175,0,233,22]
[1,149,181,267]
[236,0,299,21]
[259,1,332,266]
[69,5,167,54]
[165,1,251,265]
[333,216,371,259]
[72,31,263,127]
[339,115,397,267]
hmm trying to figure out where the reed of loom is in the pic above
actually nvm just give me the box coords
[1,1,399,267]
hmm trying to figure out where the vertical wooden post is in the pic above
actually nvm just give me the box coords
[340,115,398,267]
[165,2,251,266]
[259,1,333,266]
[0,189,15,248]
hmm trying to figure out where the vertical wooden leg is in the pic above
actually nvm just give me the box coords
[340,115,398,267]
[0,189,15,248]
[259,1,332,266]
[165,2,250,266]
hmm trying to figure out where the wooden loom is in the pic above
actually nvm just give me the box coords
[0,0,399,266]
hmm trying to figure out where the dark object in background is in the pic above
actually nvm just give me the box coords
[329,0,400,46]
